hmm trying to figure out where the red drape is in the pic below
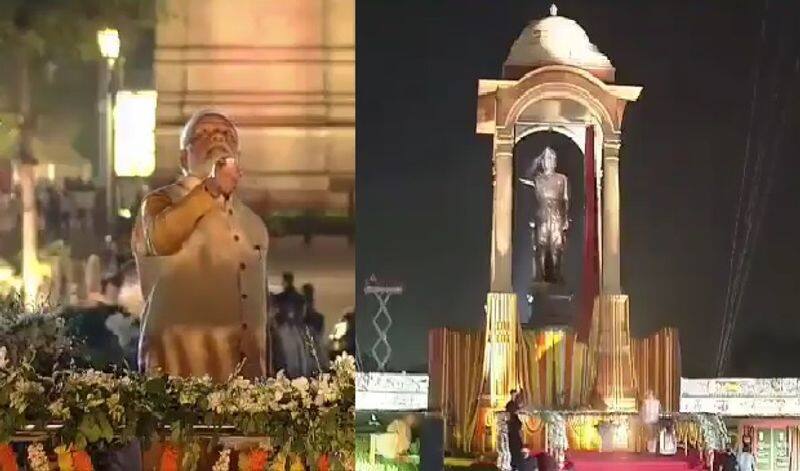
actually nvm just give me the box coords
[578,125,599,341]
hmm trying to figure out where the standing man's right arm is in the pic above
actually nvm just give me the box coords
[140,182,218,256]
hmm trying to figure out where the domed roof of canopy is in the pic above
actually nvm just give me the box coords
[503,4,615,82]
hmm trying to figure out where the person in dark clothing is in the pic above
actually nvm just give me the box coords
[301,283,328,373]
[506,390,538,471]
[344,311,355,355]
[717,447,738,471]
[536,452,556,471]
[505,389,519,411]
[301,283,325,336]
[274,272,305,323]
[506,391,524,471]
[271,272,310,377]
[45,185,61,241]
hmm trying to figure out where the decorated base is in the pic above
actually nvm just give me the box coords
[520,410,642,453]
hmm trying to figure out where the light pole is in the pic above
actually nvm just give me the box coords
[97,28,119,230]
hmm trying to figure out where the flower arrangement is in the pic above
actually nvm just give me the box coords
[26,443,48,471]
[538,411,568,452]
[0,354,356,470]
[0,292,84,373]
[693,413,729,450]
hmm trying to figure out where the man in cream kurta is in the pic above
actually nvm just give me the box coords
[132,110,269,380]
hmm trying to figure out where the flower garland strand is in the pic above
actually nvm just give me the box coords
[0,444,18,471]
[2,354,356,469]
[72,450,93,471]
[56,446,73,471]
[26,443,49,471]
[212,448,231,471]
[316,453,330,471]
[237,447,270,471]
[159,444,179,471]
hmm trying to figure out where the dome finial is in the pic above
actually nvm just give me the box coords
[549,4,558,16]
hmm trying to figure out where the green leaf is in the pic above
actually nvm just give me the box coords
[97,412,114,441]
[170,421,182,444]
[78,414,101,443]
[75,432,88,450]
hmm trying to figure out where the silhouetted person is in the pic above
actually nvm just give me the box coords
[302,283,324,335]
[344,310,355,355]
[45,185,61,240]
[506,390,524,471]
[718,447,737,471]
[302,283,328,373]
[275,272,305,324]
[272,272,309,377]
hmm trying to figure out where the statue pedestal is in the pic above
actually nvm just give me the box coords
[526,282,575,329]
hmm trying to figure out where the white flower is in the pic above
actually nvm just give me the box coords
[212,448,231,471]
[48,399,71,420]
[107,393,124,423]
[0,345,8,368]
[10,378,44,413]
[291,377,309,392]
[207,391,226,414]
[27,442,49,471]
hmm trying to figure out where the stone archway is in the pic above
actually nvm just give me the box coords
[511,129,587,326]
[475,7,642,415]
[478,65,640,296]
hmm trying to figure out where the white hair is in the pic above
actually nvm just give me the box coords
[179,109,240,151]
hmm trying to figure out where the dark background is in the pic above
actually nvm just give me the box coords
[356,0,800,378]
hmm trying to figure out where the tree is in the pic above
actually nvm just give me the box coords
[0,0,156,305]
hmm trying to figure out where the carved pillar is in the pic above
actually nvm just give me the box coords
[490,127,515,292]
[601,140,621,294]
[485,292,518,408]
[483,291,518,452]
[594,139,637,418]
[592,294,638,413]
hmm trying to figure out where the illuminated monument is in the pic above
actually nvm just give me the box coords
[477,3,641,414]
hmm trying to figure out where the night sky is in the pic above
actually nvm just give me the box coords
[355,0,800,378]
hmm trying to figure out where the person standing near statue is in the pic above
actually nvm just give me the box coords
[132,109,270,380]
[640,390,661,454]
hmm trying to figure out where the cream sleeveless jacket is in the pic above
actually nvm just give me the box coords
[132,176,269,380]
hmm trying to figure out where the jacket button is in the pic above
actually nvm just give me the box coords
[241,294,248,300]
[234,235,240,242]
[228,209,233,215]
[242,323,248,330]
[240,262,246,270]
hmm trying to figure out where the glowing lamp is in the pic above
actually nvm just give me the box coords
[114,90,157,177]
[97,28,120,60]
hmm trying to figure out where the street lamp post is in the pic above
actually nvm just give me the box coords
[97,28,119,231]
